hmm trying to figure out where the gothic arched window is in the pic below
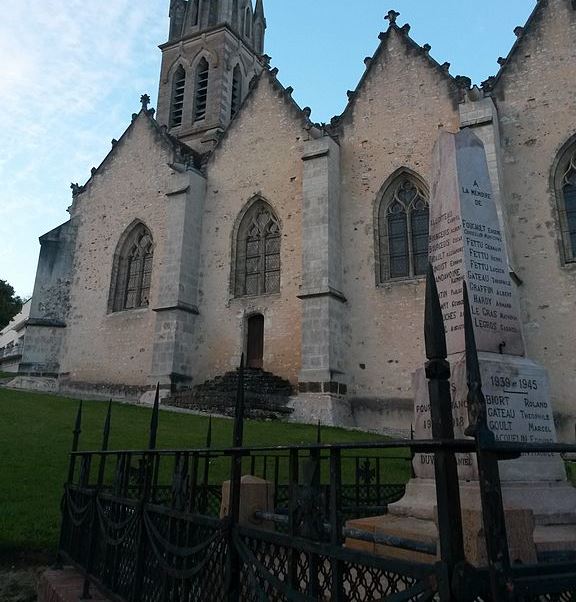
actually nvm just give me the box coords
[109,223,154,313]
[194,58,209,122]
[244,7,252,38]
[190,0,199,26]
[230,65,242,119]
[555,143,576,263]
[377,173,429,282]
[170,65,186,128]
[234,200,281,297]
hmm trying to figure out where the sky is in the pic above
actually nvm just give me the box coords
[0,0,536,298]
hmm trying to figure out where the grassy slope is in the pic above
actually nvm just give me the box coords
[0,389,406,558]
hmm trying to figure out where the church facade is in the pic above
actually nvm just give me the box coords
[17,0,576,440]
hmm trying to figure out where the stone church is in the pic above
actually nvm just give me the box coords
[16,0,576,440]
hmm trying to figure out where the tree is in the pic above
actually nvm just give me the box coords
[0,280,24,330]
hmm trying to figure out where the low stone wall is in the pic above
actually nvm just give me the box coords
[287,394,413,438]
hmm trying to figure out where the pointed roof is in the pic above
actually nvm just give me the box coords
[71,96,204,198]
[331,11,466,128]
[254,0,265,21]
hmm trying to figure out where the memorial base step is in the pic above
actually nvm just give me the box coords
[38,568,110,602]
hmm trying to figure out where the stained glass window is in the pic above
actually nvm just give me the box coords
[109,223,154,313]
[235,201,281,297]
[378,175,429,282]
[559,148,576,262]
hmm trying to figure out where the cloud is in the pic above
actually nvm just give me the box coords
[0,0,166,296]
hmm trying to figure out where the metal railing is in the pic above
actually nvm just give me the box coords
[54,265,576,601]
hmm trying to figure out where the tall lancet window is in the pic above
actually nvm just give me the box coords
[244,7,252,38]
[555,143,576,263]
[194,58,209,122]
[109,222,154,313]
[230,65,242,119]
[190,0,199,26]
[170,65,186,128]
[208,0,219,25]
[234,200,281,297]
[377,173,429,281]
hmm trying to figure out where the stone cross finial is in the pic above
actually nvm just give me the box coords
[140,94,151,111]
[385,10,400,24]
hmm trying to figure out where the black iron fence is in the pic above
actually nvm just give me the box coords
[54,266,576,601]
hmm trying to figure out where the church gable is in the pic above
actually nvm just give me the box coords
[336,14,461,130]
[207,69,319,166]
[488,0,576,96]
[71,105,201,205]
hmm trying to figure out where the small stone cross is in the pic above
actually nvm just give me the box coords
[385,10,400,25]
[140,94,151,111]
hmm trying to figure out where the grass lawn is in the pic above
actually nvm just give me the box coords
[0,372,17,379]
[0,388,408,562]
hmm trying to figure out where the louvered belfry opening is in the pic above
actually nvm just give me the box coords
[230,65,242,119]
[170,66,186,128]
[194,58,209,122]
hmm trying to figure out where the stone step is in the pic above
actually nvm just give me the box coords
[163,368,295,420]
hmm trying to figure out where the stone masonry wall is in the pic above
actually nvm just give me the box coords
[338,28,461,420]
[190,75,307,386]
[59,115,181,387]
[493,0,576,439]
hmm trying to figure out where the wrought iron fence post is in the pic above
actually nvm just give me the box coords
[329,448,344,602]
[54,401,84,570]
[463,283,514,601]
[81,400,113,600]
[200,416,212,513]
[287,448,300,593]
[130,384,160,602]
[424,264,465,600]
[228,356,245,602]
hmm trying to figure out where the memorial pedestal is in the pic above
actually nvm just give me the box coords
[360,130,576,565]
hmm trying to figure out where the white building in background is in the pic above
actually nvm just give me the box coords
[0,300,31,373]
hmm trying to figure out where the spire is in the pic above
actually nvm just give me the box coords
[253,0,266,53]
[255,0,264,20]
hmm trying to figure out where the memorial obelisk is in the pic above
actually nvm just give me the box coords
[389,128,576,556]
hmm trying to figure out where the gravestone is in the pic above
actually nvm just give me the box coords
[390,129,576,533]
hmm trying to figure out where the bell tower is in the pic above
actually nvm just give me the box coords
[157,0,267,153]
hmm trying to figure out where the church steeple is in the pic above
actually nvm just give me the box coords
[158,0,266,152]
[253,0,266,54]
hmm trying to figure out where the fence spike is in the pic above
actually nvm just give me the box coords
[424,263,447,361]
[206,415,213,448]
[463,281,489,437]
[102,399,112,451]
[148,383,160,450]
[233,354,245,448]
[72,400,83,452]
[316,420,322,444]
